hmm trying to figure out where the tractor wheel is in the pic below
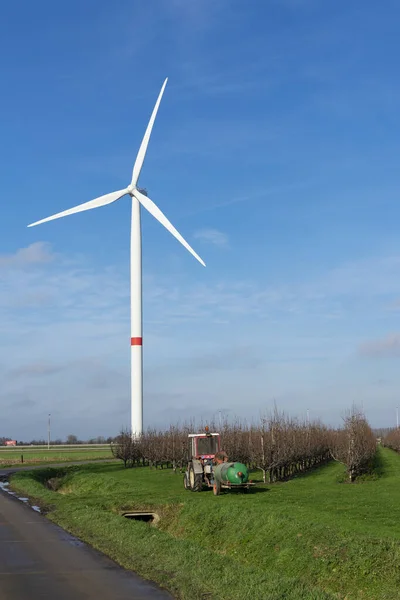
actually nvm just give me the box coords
[189,465,203,492]
[183,472,190,490]
[213,479,221,496]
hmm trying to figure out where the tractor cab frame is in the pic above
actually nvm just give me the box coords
[188,432,220,460]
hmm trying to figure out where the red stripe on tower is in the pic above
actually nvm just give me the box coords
[131,337,143,346]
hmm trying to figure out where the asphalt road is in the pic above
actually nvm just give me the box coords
[0,479,174,600]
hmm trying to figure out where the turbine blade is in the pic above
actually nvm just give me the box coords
[131,78,168,187]
[27,189,128,227]
[133,189,206,267]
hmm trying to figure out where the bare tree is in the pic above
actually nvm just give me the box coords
[111,428,141,468]
[66,434,79,445]
[330,406,376,481]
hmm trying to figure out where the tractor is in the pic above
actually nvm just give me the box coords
[183,427,254,495]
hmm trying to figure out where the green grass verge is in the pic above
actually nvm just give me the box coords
[9,447,400,600]
[0,448,113,468]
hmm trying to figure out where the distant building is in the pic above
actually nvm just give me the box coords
[5,440,17,446]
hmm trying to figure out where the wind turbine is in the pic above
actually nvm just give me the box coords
[27,78,206,437]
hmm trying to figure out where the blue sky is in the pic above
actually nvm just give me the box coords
[1,0,400,440]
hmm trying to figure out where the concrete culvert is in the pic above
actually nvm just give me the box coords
[122,511,160,524]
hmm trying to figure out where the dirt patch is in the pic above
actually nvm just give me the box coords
[46,477,64,491]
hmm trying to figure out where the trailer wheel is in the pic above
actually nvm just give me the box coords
[189,465,203,492]
[213,479,221,496]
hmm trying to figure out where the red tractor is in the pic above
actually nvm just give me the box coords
[183,428,220,492]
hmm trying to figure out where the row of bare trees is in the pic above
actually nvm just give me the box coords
[217,412,332,483]
[382,428,400,453]
[111,407,377,483]
[111,426,191,470]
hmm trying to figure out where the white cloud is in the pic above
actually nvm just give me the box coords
[0,242,54,268]
[193,228,229,247]
[359,333,400,358]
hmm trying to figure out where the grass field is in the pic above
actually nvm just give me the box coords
[9,446,400,600]
[0,446,113,467]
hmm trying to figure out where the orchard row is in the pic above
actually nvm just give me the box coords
[112,406,378,482]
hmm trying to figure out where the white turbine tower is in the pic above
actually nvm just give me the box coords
[27,78,206,437]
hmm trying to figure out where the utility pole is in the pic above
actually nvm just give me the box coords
[47,413,51,450]
[397,406,399,430]
[306,409,310,425]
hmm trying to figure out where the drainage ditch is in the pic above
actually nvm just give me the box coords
[1,479,160,526]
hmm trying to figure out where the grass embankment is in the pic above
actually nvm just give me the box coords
[0,447,113,468]
[10,447,400,600]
